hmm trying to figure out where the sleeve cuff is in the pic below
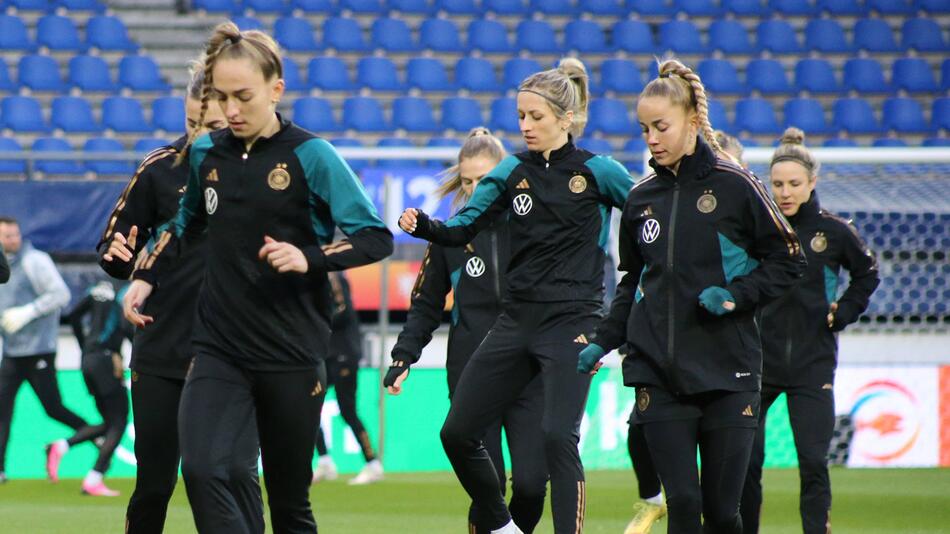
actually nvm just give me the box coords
[132,269,156,286]
[302,245,328,276]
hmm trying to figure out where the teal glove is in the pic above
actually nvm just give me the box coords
[577,343,606,374]
[699,286,736,316]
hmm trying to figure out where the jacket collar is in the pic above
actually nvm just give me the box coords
[526,135,576,165]
[788,191,822,225]
[222,112,291,153]
[648,135,716,183]
[7,241,33,265]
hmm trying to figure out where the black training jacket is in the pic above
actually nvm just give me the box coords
[327,271,362,366]
[411,138,633,304]
[759,193,879,388]
[65,283,132,355]
[134,116,393,370]
[594,137,806,395]
[392,221,509,395]
[97,136,206,379]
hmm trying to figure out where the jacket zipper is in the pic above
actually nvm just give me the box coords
[667,182,680,393]
[490,229,501,305]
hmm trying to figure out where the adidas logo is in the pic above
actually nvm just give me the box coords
[742,405,754,417]
[206,169,219,182]
[515,179,530,189]
[574,334,589,344]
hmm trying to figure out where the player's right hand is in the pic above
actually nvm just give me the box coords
[577,342,606,375]
[123,279,155,327]
[398,208,419,234]
[384,360,411,395]
[103,226,138,263]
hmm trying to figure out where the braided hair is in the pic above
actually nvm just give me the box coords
[641,59,723,155]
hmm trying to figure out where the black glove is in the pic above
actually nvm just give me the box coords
[383,358,411,387]
[410,209,431,237]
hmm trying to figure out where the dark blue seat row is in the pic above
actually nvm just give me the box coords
[0,14,137,52]
[0,136,172,175]
[0,95,184,133]
[0,54,168,94]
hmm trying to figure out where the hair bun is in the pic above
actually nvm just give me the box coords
[780,127,806,146]
[557,57,588,79]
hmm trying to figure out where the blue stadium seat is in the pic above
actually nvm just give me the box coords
[439,0,479,13]
[56,0,107,11]
[901,18,946,52]
[489,97,519,134]
[882,97,928,133]
[565,19,611,53]
[589,98,633,135]
[853,18,900,53]
[818,0,865,15]
[371,17,419,52]
[674,0,722,15]
[0,137,25,174]
[872,137,907,147]
[630,0,675,15]
[293,97,342,133]
[823,137,858,147]
[0,60,14,93]
[324,17,369,52]
[530,0,576,15]
[484,0,529,14]
[622,138,648,171]
[420,18,464,52]
[577,137,614,155]
[833,97,883,134]
[407,57,454,91]
[734,98,781,135]
[794,58,840,94]
[582,0,625,15]
[708,19,754,54]
[231,16,264,31]
[343,96,389,131]
[441,96,483,131]
[84,137,133,175]
[783,97,834,135]
[503,58,543,91]
[118,55,170,92]
[746,58,792,94]
[918,0,950,12]
[244,0,286,12]
[152,96,185,133]
[933,98,950,132]
[843,58,890,93]
[698,59,747,95]
[282,56,306,92]
[339,0,385,12]
[102,96,150,133]
[1,96,48,132]
[8,0,50,10]
[600,59,644,94]
[0,15,34,52]
[307,56,355,91]
[468,19,514,53]
[756,19,802,53]
[707,99,732,133]
[866,0,913,14]
[804,18,853,53]
[33,137,83,175]
[942,59,950,91]
[18,55,65,93]
[51,96,101,133]
[134,137,170,155]
[328,137,368,172]
[87,15,138,52]
[37,15,86,52]
[392,96,438,133]
[516,19,562,54]
[376,137,421,169]
[289,0,335,12]
[658,20,706,54]
[193,0,239,12]
[357,57,405,91]
[456,57,501,92]
[426,136,462,148]
[723,0,770,15]
[612,20,654,54]
[273,17,320,52]
[923,137,950,147]
[389,0,434,13]
[770,0,817,15]
[891,57,938,93]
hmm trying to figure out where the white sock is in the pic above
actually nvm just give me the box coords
[367,459,382,469]
[54,439,69,453]
[84,470,103,485]
[490,519,519,534]
[318,455,334,466]
[645,492,665,506]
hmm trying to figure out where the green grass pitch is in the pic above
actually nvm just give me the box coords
[1,469,948,533]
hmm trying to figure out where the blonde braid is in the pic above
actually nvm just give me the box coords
[658,60,723,155]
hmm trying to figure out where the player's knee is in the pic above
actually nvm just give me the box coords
[542,427,577,458]
[667,489,702,521]
[797,453,829,480]
[439,417,476,453]
[510,472,547,504]
[703,509,742,534]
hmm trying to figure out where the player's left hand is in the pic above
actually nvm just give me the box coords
[259,236,308,274]
[384,359,410,395]
[0,304,38,334]
[699,286,736,316]
[111,353,124,379]
[827,302,838,329]
[577,342,606,375]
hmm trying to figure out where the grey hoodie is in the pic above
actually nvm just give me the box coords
[0,242,71,357]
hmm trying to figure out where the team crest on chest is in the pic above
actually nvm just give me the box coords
[810,232,827,253]
[569,174,587,194]
[512,193,533,216]
[642,218,661,243]
[697,190,717,214]
[204,187,218,215]
[267,163,291,191]
[465,256,486,277]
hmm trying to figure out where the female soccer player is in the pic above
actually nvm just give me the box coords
[397,59,634,534]
[97,58,236,533]
[46,281,131,497]
[122,22,392,534]
[388,127,547,533]
[578,59,806,534]
[740,128,879,534]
